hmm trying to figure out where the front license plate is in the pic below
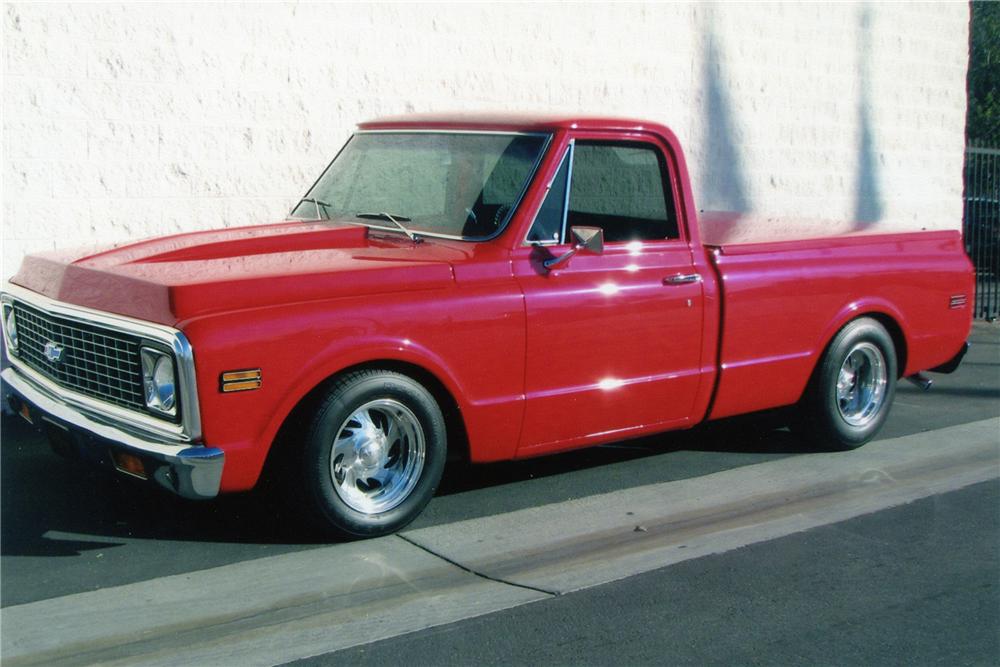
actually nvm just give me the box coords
[18,401,33,424]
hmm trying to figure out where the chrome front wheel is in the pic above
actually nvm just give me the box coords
[299,370,447,538]
[330,399,426,514]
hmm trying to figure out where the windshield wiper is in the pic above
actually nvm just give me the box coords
[295,197,332,221]
[356,212,421,242]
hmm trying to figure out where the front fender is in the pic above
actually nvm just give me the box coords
[181,289,526,491]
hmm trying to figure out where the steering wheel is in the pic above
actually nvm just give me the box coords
[493,205,511,229]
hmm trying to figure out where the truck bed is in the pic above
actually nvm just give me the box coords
[704,226,973,420]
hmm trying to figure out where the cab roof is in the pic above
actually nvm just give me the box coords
[358,112,669,134]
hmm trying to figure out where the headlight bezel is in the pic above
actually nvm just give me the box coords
[2,304,18,354]
[140,345,179,418]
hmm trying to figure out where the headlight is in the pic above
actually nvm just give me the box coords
[3,306,17,353]
[141,347,176,416]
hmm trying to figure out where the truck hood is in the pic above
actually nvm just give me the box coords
[10,221,468,326]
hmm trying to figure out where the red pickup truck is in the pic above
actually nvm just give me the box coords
[1,113,973,537]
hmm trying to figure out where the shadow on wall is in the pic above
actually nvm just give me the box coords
[853,6,884,227]
[700,32,749,213]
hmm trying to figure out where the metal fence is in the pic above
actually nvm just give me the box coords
[963,146,1000,320]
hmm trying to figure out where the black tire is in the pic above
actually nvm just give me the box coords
[298,369,446,538]
[794,317,898,450]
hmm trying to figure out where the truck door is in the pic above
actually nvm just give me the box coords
[512,135,705,454]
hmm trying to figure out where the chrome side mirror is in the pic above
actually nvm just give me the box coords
[543,226,604,269]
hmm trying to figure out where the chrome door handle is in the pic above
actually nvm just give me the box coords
[663,273,702,285]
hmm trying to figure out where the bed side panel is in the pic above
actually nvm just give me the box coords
[708,231,973,420]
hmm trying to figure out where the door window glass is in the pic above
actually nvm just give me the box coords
[566,142,678,243]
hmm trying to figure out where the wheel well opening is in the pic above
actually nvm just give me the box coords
[819,313,907,379]
[266,360,471,477]
[866,313,908,377]
[354,360,471,463]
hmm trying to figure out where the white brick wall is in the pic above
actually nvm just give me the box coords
[1,2,969,279]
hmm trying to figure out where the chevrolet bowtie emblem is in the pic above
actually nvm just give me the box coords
[43,341,65,364]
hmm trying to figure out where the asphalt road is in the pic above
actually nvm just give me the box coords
[1,322,998,664]
[300,479,1000,666]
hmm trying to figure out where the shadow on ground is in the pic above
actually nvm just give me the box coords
[0,409,808,558]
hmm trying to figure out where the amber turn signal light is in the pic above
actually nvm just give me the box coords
[111,451,148,480]
[221,369,262,393]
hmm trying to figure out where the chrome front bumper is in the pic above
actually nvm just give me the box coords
[3,366,224,500]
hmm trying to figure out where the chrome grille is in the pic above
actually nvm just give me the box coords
[12,302,145,411]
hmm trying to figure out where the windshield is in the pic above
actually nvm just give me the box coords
[291,132,549,239]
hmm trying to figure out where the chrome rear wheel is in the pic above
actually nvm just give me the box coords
[794,317,897,450]
[835,342,888,428]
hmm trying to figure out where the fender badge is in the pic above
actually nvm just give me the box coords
[43,341,65,365]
